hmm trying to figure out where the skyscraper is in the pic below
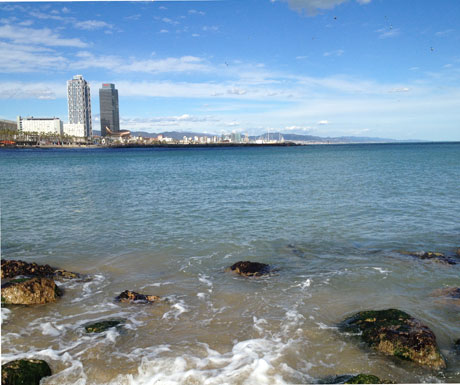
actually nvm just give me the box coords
[67,75,92,138]
[99,83,120,136]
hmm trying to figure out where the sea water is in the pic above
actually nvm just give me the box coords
[1,143,459,384]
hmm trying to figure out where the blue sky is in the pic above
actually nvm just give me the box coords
[0,0,459,140]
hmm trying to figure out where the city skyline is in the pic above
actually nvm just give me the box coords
[0,1,459,140]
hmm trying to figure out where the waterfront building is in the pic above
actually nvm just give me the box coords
[99,83,120,137]
[230,132,241,143]
[0,119,17,131]
[67,75,92,138]
[63,123,85,138]
[17,116,62,135]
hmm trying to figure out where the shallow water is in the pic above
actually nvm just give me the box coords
[1,144,460,384]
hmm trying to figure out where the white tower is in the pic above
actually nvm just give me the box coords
[67,75,92,138]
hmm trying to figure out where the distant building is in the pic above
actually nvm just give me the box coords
[0,119,17,131]
[17,116,62,135]
[63,123,85,138]
[230,132,241,143]
[99,83,119,137]
[67,75,92,138]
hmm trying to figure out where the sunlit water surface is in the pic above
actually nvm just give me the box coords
[1,143,459,384]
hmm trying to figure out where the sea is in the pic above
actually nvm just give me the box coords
[1,143,459,384]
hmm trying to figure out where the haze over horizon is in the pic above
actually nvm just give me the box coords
[1,0,459,141]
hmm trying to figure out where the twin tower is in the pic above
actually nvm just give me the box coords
[67,75,120,137]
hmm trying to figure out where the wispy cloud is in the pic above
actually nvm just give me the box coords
[376,27,400,39]
[323,49,344,57]
[279,0,371,16]
[0,24,87,47]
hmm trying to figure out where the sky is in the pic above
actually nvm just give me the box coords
[0,0,459,140]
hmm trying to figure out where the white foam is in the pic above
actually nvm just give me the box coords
[197,292,206,300]
[40,322,62,336]
[162,300,189,320]
[198,274,213,287]
[1,307,11,324]
[316,322,338,330]
[371,267,391,274]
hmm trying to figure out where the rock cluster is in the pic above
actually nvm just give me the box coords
[1,359,51,385]
[431,287,460,305]
[340,309,446,370]
[226,261,270,277]
[115,290,160,303]
[1,259,80,279]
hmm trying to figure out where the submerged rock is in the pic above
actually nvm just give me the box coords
[84,319,123,333]
[454,339,460,353]
[115,290,160,304]
[2,359,51,385]
[324,374,390,384]
[402,251,457,265]
[1,259,80,280]
[339,309,446,370]
[1,277,61,305]
[226,261,271,277]
[431,287,460,305]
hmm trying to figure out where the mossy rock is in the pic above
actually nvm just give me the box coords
[2,359,51,385]
[340,309,446,370]
[345,374,385,384]
[84,319,123,333]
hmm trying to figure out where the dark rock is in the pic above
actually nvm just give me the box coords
[454,339,460,353]
[1,259,80,280]
[399,251,457,265]
[1,277,61,305]
[226,261,270,277]
[345,374,386,384]
[2,359,51,385]
[431,287,460,305]
[339,309,446,370]
[323,374,390,384]
[115,290,160,303]
[84,320,123,333]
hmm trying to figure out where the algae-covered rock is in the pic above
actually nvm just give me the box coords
[1,259,80,280]
[115,290,160,304]
[1,277,61,305]
[339,309,446,370]
[431,287,460,305]
[345,374,385,384]
[400,251,457,265]
[2,359,51,385]
[325,374,390,384]
[84,319,123,333]
[226,261,270,277]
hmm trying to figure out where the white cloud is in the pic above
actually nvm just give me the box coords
[435,29,454,37]
[0,81,65,99]
[188,9,205,16]
[323,49,344,57]
[280,0,371,16]
[376,27,400,39]
[227,88,247,95]
[159,29,169,34]
[317,120,329,125]
[75,20,113,31]
[0,24,87,47]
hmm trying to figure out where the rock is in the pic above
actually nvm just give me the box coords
[2,359,52,385]
[399,251,457,265]
[454,339,460,353]
[324,374,390,384]
[115,290,160,304]
[1,259,80,280]
[456,248,460,258]
[84,320,123,333]
[431,287,460,305]
[345,374,386,384]
[226,261,270,277]
[1,277,61,305]
[339,309,446,370]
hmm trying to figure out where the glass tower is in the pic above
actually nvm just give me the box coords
[67,75,92,138]
[99,83,120,136]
